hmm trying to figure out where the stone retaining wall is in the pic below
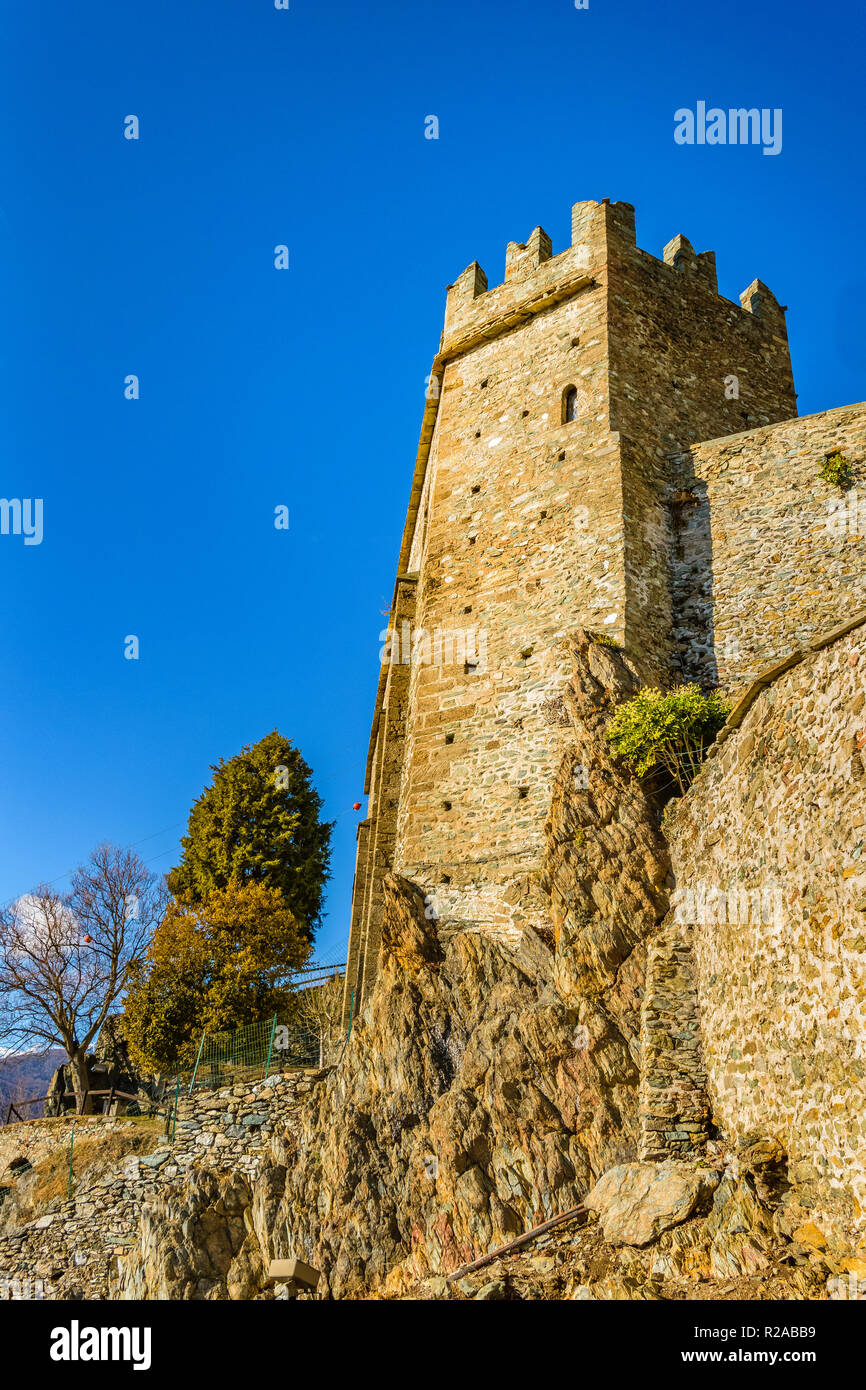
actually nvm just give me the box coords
[638,920,711,1162]
[0,1069,323,1299]
[0,1115,133,1183]
[666,621,866,1248]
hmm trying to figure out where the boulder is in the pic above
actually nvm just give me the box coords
[585,1162,720,1246]
[43,1015,153,1117]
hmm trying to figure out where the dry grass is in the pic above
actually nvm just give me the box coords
[23,1120,164,1208]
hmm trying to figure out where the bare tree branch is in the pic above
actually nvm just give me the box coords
[0,844,166,1113]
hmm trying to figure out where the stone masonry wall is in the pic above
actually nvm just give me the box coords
[346,197,801,1010]
[666,621,866,1248]
[638,920,711,1163]
[342,820,370,1026]
[607,219,797,686]
[671,401,866,692]
[393,202,620,952]
[0,1115,133,1185]
[354,573,417,1010]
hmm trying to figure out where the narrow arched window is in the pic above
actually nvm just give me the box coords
[562,385,579,424]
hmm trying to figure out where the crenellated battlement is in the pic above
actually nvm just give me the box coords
[443,198,786,352]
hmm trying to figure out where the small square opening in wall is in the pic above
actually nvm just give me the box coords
[475,430,481,438]
[464,660,478,674]
[522,409,529,418]
[445,732,454,745]
[442,801,452,812]
[517,786,529,800]
[558,451,566,462]
[441,874,451,884]
[480,378,489,389]
[571,336,580,348]
[468,536,476,545]
[471,485,481,493]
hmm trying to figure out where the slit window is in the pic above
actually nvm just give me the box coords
[562,386,579,423]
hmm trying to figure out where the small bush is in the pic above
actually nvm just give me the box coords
[605,684,730,795]
[819,451,854,490]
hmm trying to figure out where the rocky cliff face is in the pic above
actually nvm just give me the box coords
[251,636,670,1297]
[111,1145,839,1303]
[4,631,863,1301]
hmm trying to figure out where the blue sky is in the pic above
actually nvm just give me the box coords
[1,0,863,964]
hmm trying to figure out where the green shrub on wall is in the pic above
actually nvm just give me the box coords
[818,451,854,490]
[605,684,730,795]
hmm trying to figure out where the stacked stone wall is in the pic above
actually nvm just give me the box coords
[666,621,866,1248]
[671,402,866,691]
[0,1115,132,1183]
[638,920,711,1162]
[394,263,618,913]
[0,1069,323,1299]
[350,574,417,1013]
[366,203,626,967]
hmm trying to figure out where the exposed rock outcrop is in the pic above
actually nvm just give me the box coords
[44,1015,147,1117]
[110,1109,844,1303]
[5,629,864,1301]
[238,634,673,1298]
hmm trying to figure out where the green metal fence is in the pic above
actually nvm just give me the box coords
[158,963,346,1099]
[167,1014,322,1096]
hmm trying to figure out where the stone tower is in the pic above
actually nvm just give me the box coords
[342,198,797,1024]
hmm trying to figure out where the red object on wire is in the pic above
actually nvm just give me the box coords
[352,802,362,811]
[82,935,92,944]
